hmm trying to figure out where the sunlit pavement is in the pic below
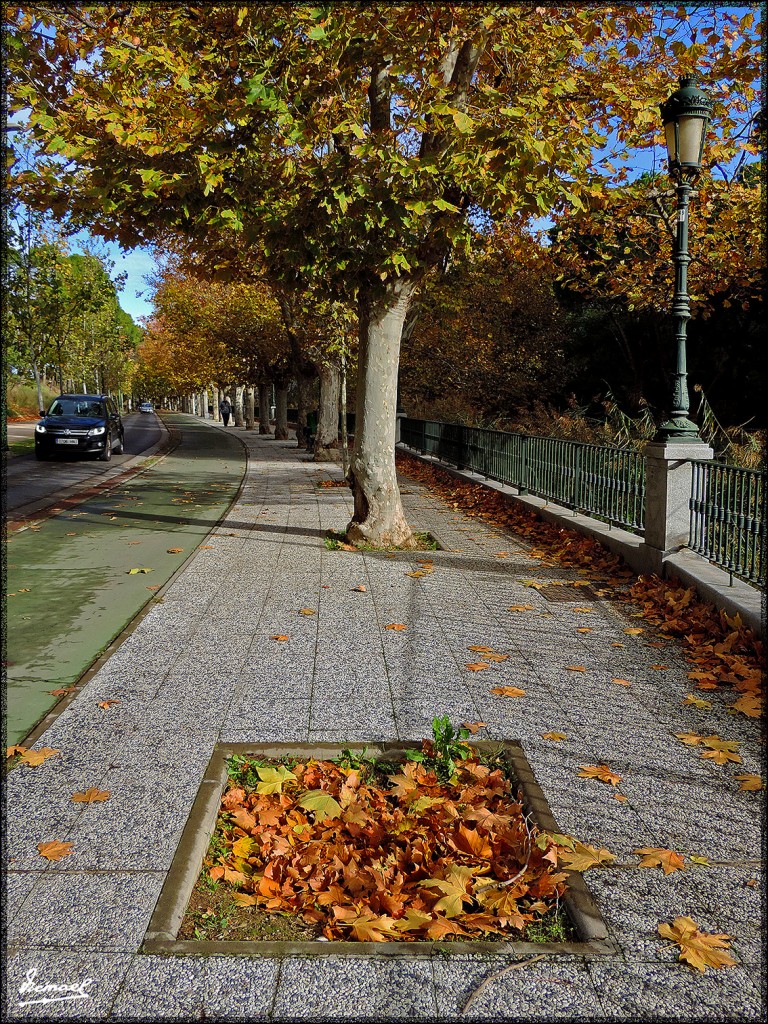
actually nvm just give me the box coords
[4,421,763,1021]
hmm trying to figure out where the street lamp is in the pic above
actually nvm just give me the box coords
[655,75,713,443]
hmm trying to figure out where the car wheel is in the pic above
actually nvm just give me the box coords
[114,431,124,454]
[98,436,112,462]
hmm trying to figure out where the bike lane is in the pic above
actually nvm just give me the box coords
[4,414,247,745]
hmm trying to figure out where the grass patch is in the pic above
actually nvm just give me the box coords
[324,529,441,552]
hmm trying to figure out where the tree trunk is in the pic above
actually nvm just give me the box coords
[274,386,289,439]
[313,360,341,461]
[233,385,244,426]
[348,278,416,548]
[245,386,256,429]
[258,381,272,434]
[212,385,220,420]
[33,363,43,413]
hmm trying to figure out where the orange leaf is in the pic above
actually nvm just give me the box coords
[612,678,632,686]
[38,840,74,861]
[732,694,762,718]
[71,788,110,803]
[351,585,367,592]
[675,731,704,746]
[166,547,184,553]
[658,916,736,973]
[634,846,686,875]
[491,686,526,697]
[565,665,586,672]
[461,721,487,734]
[614,793,628,802]
[468,645,494,653]
[298,608,316,615]
[97,700,120,709]
[385,623,407,631]
[623,627,645,635]
[734,774,763,792]
[507,605,535,612]
[47,686,76,696]
[271,635,289,641]
[465,662,490,671]
[20,747,59,767]
[6,744,27,758]
[578,764,621,786]
[542,732,567,741]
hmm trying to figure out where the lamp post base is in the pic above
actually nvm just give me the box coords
[654,415,705,443]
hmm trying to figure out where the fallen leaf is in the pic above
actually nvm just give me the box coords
[254,765,297,795]
[38,840,74,861]
[298,608,316,615]
[166,547,184,553]
[461,722,487,734]
[577,627,593,633]
[465,662,490,671]
[612,678,631,686]
[658,916,736,973]
[199,545,214,549]
[146,585,161,591]
[468,645,494,653]
[542,732,567,742]
[674,732,704,746]
[6,745,27,758]
[97,700,120,709]
[127,567,154,574]
[578,764,621,786]
[271,635,290,642]
[651,664,669,671]
[614,793,628,802]
[689,854,710,866]
[507,604,535,612]
[634,846,686,875]
[297,789,342,821]
[682,694,712,709]
[20,747,59,767]
[351,585,367,592]
[732,694,762,718]
[734,774,763,792]
[490,686,526,697]
[48,686,77,696]
[385,623,407,631]
[572,606,592,613]
[71,788,110,803]
[558,842,616,872]
[232,893,259,907]
[623,627,645,635]
[564,665,586,672]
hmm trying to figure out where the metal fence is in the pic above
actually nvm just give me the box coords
[689,460,765,586]
[399,418,645,533]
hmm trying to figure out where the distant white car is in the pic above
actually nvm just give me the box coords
[139,402,154,414]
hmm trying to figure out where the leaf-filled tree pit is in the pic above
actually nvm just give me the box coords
[180,721,586,943]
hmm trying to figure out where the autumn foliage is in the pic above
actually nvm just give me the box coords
[206,745,572,943]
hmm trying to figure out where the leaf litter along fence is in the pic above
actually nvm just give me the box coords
[399,418,765,588]
[400,418,645,533]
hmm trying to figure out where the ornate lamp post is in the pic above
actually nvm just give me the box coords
[655,75,713,443]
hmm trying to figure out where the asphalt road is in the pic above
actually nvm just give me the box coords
[5,411,164,515]
[4,414,246,745]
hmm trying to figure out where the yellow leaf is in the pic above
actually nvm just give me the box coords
[298,608,315,615]
[576,627,593,633]
[558,841,616,872]
[166,547,184,553]
[542,732,567,742]
[623,627,645,635]
[127,567,154,574]
[507,604,535,612]
[232,893,258,907]
[732,694,762,718]
[674,732,704,746]
[468,645,494,653]
[682,694,712,709]
[689,854,710,866]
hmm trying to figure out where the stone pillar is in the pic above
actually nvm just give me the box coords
[641,440,714,574]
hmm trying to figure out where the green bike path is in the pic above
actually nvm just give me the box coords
[4,415,246,745]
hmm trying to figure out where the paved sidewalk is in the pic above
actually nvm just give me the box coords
[4,421,764,1021]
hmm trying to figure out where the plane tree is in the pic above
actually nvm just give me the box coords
[7,4,761,545]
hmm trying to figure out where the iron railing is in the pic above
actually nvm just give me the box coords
[400,418,645,533]
[689,461,765,586]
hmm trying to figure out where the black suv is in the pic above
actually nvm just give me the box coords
[35,394,125,461]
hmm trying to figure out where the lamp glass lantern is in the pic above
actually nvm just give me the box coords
[660,75,712,181]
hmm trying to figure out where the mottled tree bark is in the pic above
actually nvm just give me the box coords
[245,386,256,429]
[348,278,416,548]
[274,385,289,439]
[258,381,272,434]
[233,385,245,427]
[314,360,341,461]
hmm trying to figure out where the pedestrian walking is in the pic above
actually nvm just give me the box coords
[219,397,232,426]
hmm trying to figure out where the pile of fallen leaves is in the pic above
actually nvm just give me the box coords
[396,451,764,715]
[205,745,579,942]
